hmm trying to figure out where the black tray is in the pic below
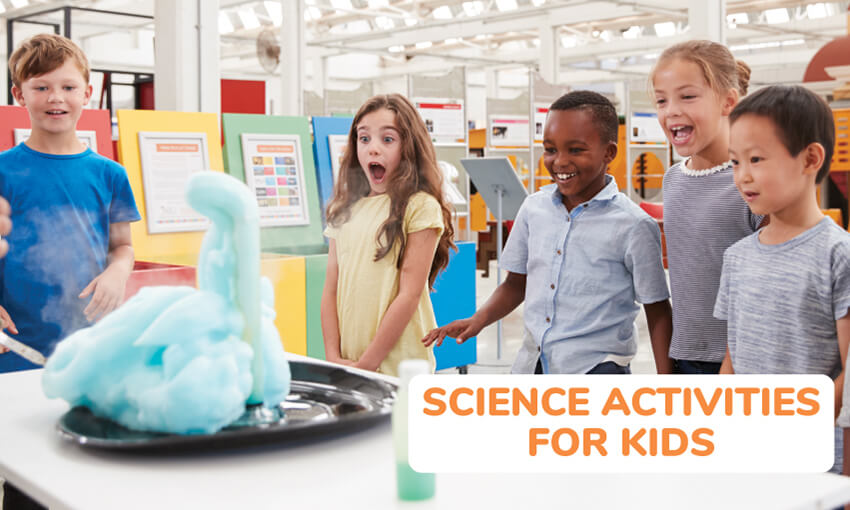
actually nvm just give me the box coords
[56,359,397,452]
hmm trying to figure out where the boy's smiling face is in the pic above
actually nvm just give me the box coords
[542,108,616,211]
[729,114,817,218]
[12,59,91,139]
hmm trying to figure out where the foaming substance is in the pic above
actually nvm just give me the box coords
[42,172,291,435]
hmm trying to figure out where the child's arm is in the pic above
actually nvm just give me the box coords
[0,195,10,258]
[643,300,673,374]
[835,312,850,419]
[320,240,348,365]
[355,228,439,371]
[79,221,134,323]
[0,305,18,354]
[719,347,735,374]
[423,270,526,348]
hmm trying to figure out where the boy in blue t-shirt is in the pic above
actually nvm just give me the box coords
[0,34,141,372]
[715,85,849,473]
[422,91,673,374]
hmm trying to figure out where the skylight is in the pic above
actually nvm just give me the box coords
[463,1,484,16]
[654,22,676,37]
[218,12,234,34]
[237,8,260,30]
[763,8,790,24]
[433,6,452,19]
[264,1,282,26]
[495,0,518,12]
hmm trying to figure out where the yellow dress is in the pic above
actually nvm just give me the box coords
[324,192,443,376]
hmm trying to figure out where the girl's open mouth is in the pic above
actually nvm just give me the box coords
[369,162,386,183]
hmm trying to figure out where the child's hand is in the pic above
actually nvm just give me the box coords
[0,305,18,354]
[0,195,11,258]
[79,266,128,323]
[422,318,482,347]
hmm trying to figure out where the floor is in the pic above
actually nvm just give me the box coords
[439,260,658,375]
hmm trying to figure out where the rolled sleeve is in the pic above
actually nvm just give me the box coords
[625,217,669,304]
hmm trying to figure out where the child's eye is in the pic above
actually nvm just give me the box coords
[730,159,739,166]
[383,136,394,143]
[750,156,762,164]
[655,98,666,106]
[569,147,585,154]
[543,147,556,154]
[358,135,369,144]
[63,86,75,91]
[36,86,48,91]
[682,95,696,100]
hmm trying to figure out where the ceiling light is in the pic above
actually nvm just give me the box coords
[806,3,828,19]
[330,0,353,9]
[560,35,577,48]
[433,6,452,19]
[9,0,28,7]
[727,13,748,27]
[369,0,389,7]
[305,6,322,20]
[462,1,483,16]
[375,16,394,29]
[654,22,676,37]
[764,8,789,24]
[388,45,405,53]
[531,0,545,5]
[237,8,260,30]
[218,12,234,34]
[405,18,417,26]
[264,1,282,25]
[622,26,640,39]
[415,41,433,49]
[495,0,518,12]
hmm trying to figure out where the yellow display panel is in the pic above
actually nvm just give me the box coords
[261,255,307,356]
[116,109,224,264]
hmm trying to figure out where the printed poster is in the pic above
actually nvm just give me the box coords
[327,134,348,183]
[489,115,530,147]
[137,131,211,234]
[240,133,310,227]
[534,106,548,145]
[630,112,667,143]
[415,100,466,146]
[15,128,97,149]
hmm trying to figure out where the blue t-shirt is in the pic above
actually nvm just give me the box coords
[0,143,140,372]
[503,175,670,374]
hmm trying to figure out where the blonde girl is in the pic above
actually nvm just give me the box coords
[650,40,763,374]
[321,94,455,376]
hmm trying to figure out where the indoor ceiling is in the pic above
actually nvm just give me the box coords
[1,0,848,88]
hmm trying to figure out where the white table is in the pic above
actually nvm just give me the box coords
[3,365,850,510]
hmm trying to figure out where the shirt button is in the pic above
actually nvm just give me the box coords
[550,284,555,289]
[537,346,541,352]
[556,250,562,255]
[545,316,551,323]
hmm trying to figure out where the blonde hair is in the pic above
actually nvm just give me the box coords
[9,33,89,88]
[651,40,750,97]
[326,94,455,289]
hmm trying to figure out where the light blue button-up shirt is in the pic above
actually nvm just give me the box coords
[502,175,669,374]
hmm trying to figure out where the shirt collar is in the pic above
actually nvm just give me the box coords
[548,174,618,207]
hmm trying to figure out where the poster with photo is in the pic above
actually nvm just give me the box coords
[534,106,548,145]
[138,131,211,234]
[240,133,310,228]
[15,128,97,149]
[327,134,348,183]
[630,112,667,143]
[489,115,530,147]
[414,100,465,146]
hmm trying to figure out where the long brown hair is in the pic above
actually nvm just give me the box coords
[326,94,455,289]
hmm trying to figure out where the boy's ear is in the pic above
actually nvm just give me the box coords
[801,142,826,177]
[10,86,25,107]
[720,88,739,116]
[84,83,93,105]
[604,141,618,164]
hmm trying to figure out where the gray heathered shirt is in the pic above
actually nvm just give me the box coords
[715,217,850,472]
[663,161,762,362]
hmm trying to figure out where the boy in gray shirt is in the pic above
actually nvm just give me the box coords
[714,85,849,473]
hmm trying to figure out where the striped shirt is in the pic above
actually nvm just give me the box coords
[663,161,761,362]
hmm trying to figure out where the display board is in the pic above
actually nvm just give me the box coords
[116,109,224,263]
[240,133,310,227]
[0,105,114,159]
[311,116,353,226]
[630,112,667,143]
[414,99,465,146]
[138,131,211,234]
[221,113,325,254]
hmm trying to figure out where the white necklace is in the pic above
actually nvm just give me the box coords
[680,158,731,177]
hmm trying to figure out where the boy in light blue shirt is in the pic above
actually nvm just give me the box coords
[422,91,673,374]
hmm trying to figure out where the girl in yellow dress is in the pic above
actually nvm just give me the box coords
[321,94,455,376]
